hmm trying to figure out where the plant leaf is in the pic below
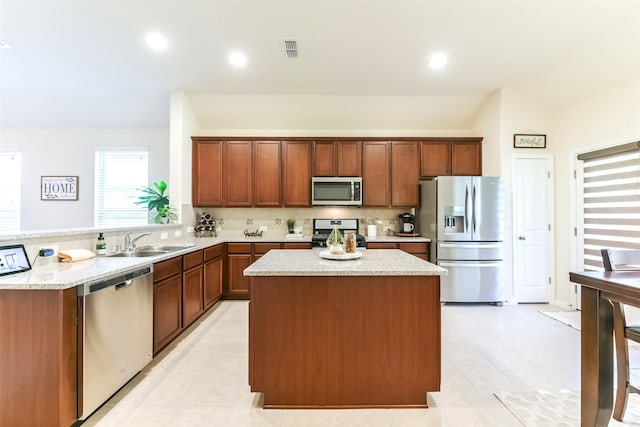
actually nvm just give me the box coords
[153,181,167,196]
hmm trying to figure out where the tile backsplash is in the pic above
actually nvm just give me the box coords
[192,207,411,236]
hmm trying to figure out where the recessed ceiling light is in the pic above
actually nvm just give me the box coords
[428,52,448,69]
[229,51,247,67]
[144,32,168,51]
[0,41,11,49]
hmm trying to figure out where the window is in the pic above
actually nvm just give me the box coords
[578,141,640,270]
[0,153,21,233]
[95,150,149,227]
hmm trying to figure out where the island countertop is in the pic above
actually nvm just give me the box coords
[244,249,447,276]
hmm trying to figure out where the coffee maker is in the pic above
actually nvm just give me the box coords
[398,213,416,234]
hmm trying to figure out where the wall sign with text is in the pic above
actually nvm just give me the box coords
[514,134,546,149]
[41,176,79,200]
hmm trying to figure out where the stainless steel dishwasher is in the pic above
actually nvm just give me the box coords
[77,265,154,419]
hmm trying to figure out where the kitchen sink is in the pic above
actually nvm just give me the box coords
[107,250,169,258]
[140,244,196,252]
[106,244,196,258]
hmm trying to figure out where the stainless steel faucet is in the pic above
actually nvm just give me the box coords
[124,232,151,251]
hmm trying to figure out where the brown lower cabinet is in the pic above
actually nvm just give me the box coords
[368,241,430,260]
[226,242,312,299]
[204,245,224,309]
[153,257,183,354]
[182,250,204,328]
[154,244,224,355]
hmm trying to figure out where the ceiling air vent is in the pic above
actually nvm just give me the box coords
[281,39,298,58]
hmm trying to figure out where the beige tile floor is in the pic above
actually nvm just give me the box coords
[83,301,586,426]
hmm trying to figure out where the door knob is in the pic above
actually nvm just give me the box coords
[518,236,526,240]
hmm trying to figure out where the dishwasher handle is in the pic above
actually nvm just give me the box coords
[80,265,153,295]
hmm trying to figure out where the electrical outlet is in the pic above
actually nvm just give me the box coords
[39,245,58,257]
[187,226,194,233]
[174,230,181,237]
[259,225,268,232]
[160,232,169,240]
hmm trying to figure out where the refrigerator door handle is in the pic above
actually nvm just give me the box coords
[472,183,477,234]
[439,243,502,249]
[439,262,502,268]
[465,184,470,232]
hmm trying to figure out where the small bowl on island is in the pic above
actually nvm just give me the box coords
[328,244,345,255]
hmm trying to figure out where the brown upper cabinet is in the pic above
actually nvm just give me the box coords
[451,141,482,176]
[192,137,482,208]
[313,140,362,177]
[192,139,223,207]
[283,141,311,207]
[223,141,253,207]
[362,141,390,207]
[420,141,451,176]
[253,141,281,207]
[391,141,419,207]
[192,138,281,207]
[421,139,482,177]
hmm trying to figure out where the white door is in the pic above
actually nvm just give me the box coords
[513,155,554,302]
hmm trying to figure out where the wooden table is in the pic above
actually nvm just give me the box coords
[569,270,640,426]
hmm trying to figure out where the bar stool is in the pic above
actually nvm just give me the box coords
[601,248,640,421]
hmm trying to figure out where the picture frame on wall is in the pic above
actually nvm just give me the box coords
[514,134,546,149]
[41,176,79,200]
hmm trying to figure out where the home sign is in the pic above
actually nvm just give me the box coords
[41,176,79,200]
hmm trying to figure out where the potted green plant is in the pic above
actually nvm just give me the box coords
[326,225,345,255]
[286,218,296,233]
[135,180,178,224]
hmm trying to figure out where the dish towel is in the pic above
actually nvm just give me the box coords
[58,249,96,263]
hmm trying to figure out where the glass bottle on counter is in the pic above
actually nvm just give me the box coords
[345,231,356,254]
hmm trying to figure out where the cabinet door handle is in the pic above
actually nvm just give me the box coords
[518,236,526,240]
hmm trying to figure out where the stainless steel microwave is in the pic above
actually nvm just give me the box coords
[311,177,363,206]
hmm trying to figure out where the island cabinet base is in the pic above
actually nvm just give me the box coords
[249,275,441,408]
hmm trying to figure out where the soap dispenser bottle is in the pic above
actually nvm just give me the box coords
[96,232,107,256]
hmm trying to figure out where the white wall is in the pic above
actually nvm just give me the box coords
[552,75,640,306]
[0,129,169,232]
[497,89,554,301]
[471,90,502,176]
[170,92,201,225]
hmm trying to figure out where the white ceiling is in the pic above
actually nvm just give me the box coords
[1,0,639,129]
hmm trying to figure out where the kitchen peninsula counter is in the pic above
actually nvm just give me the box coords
[245,249,446,409]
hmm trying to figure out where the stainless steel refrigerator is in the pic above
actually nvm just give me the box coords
[418,176,504,304]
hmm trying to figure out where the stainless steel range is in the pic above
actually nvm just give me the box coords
[311,218,367,248]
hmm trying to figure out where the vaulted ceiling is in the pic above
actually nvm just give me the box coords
[1,0,639,129]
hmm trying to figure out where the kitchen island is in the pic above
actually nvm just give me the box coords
[244,249,447,409]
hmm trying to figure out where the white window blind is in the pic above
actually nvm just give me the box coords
[579,141,640,270]
[95,150,149,227]
[0,153,21,233]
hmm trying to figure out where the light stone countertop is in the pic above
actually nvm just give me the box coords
[0,234,433,290]
[0,237,224,290]
[243,249,446,276]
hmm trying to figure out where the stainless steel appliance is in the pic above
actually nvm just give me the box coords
[398,213,416,233]
[311,177,362,206]
[311,218,367,248]
[77,266,154,419]
[418,176,504,304]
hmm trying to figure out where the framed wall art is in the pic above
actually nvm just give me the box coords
[514,134,546,149]
[41,176,79,200]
